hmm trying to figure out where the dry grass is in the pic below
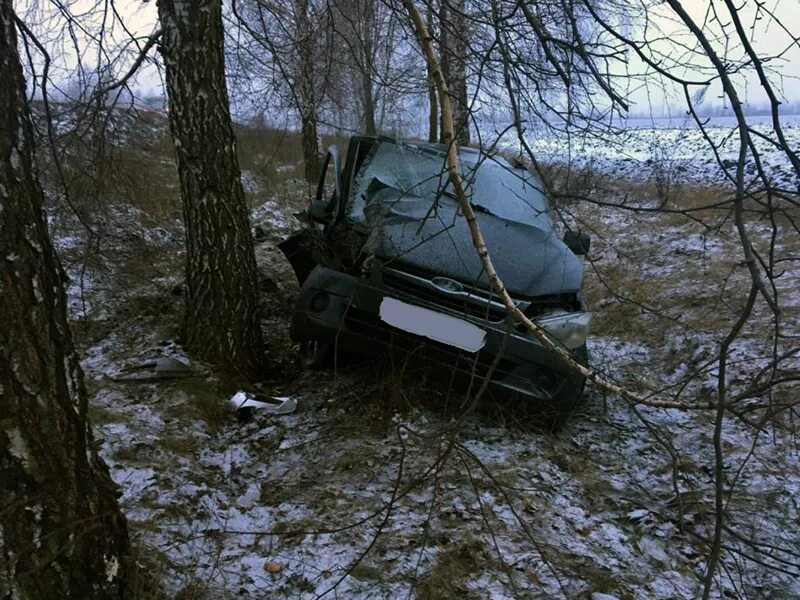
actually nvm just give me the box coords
[583,252,749,343]
[552,166,764,348]
[415,540,489,600]
[160,376,233,431]
[125,541,172,600]
[41,108,355,236]
[103,146,181,223]
[234,124,350,200]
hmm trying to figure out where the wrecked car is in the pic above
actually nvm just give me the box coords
[279,136,591,427]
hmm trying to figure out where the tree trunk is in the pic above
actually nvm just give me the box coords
[428,77,439,143]
[297,0,323,184]
[361,50,378,135]
[0,4,130,598]
[301,113,322,184]
[157,0,264,378]
[426,4,438,143]
[439,0,470,145]
[361,0,377,136]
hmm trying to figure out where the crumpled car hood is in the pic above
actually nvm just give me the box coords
[363,184,584,297]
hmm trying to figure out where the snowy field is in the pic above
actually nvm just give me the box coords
[53,116,800,598]
[490,115,800,191]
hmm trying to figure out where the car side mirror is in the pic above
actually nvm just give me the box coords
[564,230,590,256]
[308,201,332,223]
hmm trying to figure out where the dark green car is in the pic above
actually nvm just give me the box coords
[279,136,591,427]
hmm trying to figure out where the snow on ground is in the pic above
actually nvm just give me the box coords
[494,117,800,190]
[84,330,800,598]
[50,121,800,598]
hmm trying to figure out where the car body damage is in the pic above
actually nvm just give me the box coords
[278,135,592,428]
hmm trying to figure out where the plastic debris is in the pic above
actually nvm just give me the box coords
[230,391,297,415]
[114,356,194,381]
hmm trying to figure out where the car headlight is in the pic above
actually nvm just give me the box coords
[534,310,592,350]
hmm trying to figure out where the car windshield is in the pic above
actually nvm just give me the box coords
[347,139,551,228]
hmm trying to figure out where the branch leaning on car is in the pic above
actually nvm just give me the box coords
[402,0,712,413]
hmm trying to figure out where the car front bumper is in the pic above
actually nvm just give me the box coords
[291,265,587,404]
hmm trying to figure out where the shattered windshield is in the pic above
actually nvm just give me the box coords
[347,140,551,228]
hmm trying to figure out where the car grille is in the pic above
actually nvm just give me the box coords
[381,269,507,323]
[342,305,518,380]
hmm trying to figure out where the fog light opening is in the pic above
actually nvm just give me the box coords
[310,292,330,312]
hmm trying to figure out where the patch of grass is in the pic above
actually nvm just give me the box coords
[112,441,162,465]
[173,581,228,600]
[103,145,181,223]
[125,541,172,600]
[415,540,488,600]
[161,377,232,431]
[155,433,202,456]
[541,549,633,599]
[259,476,325,509]
[89,402,133,426]
[583,246,749,343]
[348,562,384,582]
[234,124,350,205]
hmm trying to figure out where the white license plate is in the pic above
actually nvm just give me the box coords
[378,297,486,353]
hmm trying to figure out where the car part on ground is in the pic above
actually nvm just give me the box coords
[114,356,195,381]
[230,392,298,415]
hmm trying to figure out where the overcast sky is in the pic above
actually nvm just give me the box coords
[629,0,800,114]
[32,0,800,118]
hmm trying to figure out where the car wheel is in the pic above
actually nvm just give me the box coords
[507,346,589,431]
[506,381,582,432]
[540,380,586,432]
[541,346,589,431]
[299,338,333,369]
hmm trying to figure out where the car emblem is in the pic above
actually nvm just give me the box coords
[431,277,464,294]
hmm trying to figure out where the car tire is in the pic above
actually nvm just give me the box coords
[507,345,589,432]
[542,345,589,431]
[541,379,586,432]
[299,338,333,369]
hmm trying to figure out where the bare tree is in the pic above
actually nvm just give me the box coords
[230,0,425,141]
[230,0,326,183]
[331,0,379,135]
[157,0,264,378]
[295,0,324,181]
[0,2,130,596]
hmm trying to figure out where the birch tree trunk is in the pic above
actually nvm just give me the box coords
[157,0,264,378]
[0,3,130,597]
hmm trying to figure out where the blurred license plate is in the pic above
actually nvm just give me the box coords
[379,297,486,353]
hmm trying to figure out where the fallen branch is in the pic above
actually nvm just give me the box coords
[402,0,712,412]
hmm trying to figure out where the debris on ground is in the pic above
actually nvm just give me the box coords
[230,391,298,415]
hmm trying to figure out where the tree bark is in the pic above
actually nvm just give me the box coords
[428,76,439,143]
[360,0,377,136]
[296,0,324,183]
[361,71,377,136]
[157,0,264,378]
[426,4,438,143]
[438,0,470,145]
[0,3,130,598]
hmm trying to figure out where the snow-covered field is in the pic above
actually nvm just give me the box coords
[53,117,800,598]
[497,117,800,190]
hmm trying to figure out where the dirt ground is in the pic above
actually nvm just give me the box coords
[51,117,800,599]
